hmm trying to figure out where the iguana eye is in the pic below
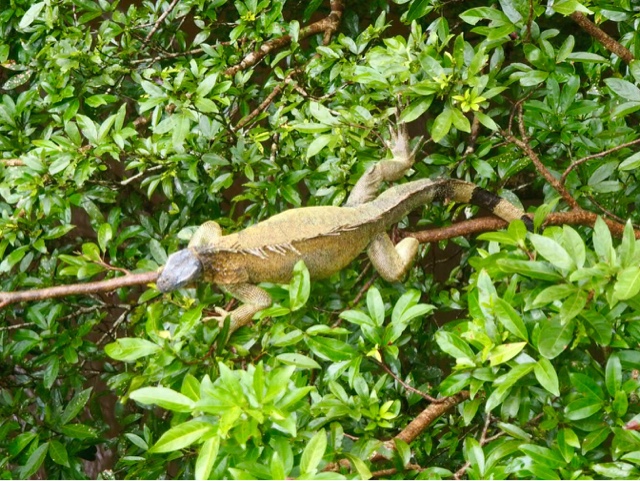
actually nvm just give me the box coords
[157,249,203,292]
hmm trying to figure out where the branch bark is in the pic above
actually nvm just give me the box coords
[570,12,634,64]
[0,271,158,308]
[224,0,344,76]
[405,210,640,243]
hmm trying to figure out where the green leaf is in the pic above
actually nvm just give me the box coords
[149,420,214,453]
[60,387,92,425]
[497,422,532,441]
[451,107,471,132]
[534,358,560,396]
[306,134,333,158]
[620,151,640,171]
[464,437,485,476]
[582,427,610,454]
[564,396,603,420]
[488,342,526,366]
[276,353,321,369]
[19,2,45,29]
[529,234,575,271]
[344,453,372,480]
[519,70,549,87]
[552,0,592,15]
[440,371,471,396]
[559,290,588,323]
[399,96,433,122]
[593,217,614,263]
[494,298,528,341]
[615,266,640,300]
[105,338,161,362]
[97,223,113,253]
[537,318,574,359]
[406,0,433,21]
[496,259,563,281]
[592,462,636,479]
[18,442,49,479]
[366,287,385,327]
[519,443,564,469]
[290,260,311,311]
[606,354,622,397]
[475,111,498,130]
[431,107,453,142]
[605,78,640,102]
[300,429,326,475]
[485,363,535,412]
[130,387,195,412]
[569,372,604,399]
[435,331,475,362]
[196,73,218,98]
[59,423,97,439]
[306,336,357,362]
[49,440,70,467]
[195,437,220,480]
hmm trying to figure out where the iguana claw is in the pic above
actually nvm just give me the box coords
[157,248,204,292]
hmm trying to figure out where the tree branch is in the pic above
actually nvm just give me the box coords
[561,137,640,184]
[404,210,640,243]
[505,107,579,209]
[0,271,158,308]
[224,0,344,77]
[142,0,181,48]
[570,12,634,64]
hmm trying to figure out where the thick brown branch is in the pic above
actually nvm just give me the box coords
[0,271,158,308]
[570,12,634,64]
[224,0,344,76]
[394,391,470,445]
[376,359,441,403]
[404,210,640,243]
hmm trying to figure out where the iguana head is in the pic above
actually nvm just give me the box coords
[157,248,203,292]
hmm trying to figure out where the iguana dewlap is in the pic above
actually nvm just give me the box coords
[157,125,531,332]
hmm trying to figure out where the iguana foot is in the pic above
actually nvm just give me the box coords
[346,121,419,206]
[203,307,232,326]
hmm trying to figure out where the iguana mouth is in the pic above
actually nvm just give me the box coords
[157,249,203,292]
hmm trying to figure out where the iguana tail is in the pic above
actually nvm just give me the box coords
[363,178,532,229]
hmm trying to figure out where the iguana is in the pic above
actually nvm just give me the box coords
[157,124,531,332]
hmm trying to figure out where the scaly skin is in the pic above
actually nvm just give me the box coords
[157,124,530,332]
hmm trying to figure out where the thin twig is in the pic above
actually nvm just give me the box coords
[375,359,441,403]
[129,47,204,65]
[561,138,640,184]
[121,164,164,186]
[0,322,36,332]
[233,67,304,131]
[142,0,181,47]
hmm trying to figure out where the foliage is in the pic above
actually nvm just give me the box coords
[1,0,640,479]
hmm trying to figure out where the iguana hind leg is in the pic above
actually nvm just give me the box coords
[208,283,272,332]
[346,123,419,206]
[367,232,420,282]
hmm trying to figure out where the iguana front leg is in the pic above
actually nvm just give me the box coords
[207,283,272,332]
[347,122,421,280]
[345,122,418,206]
